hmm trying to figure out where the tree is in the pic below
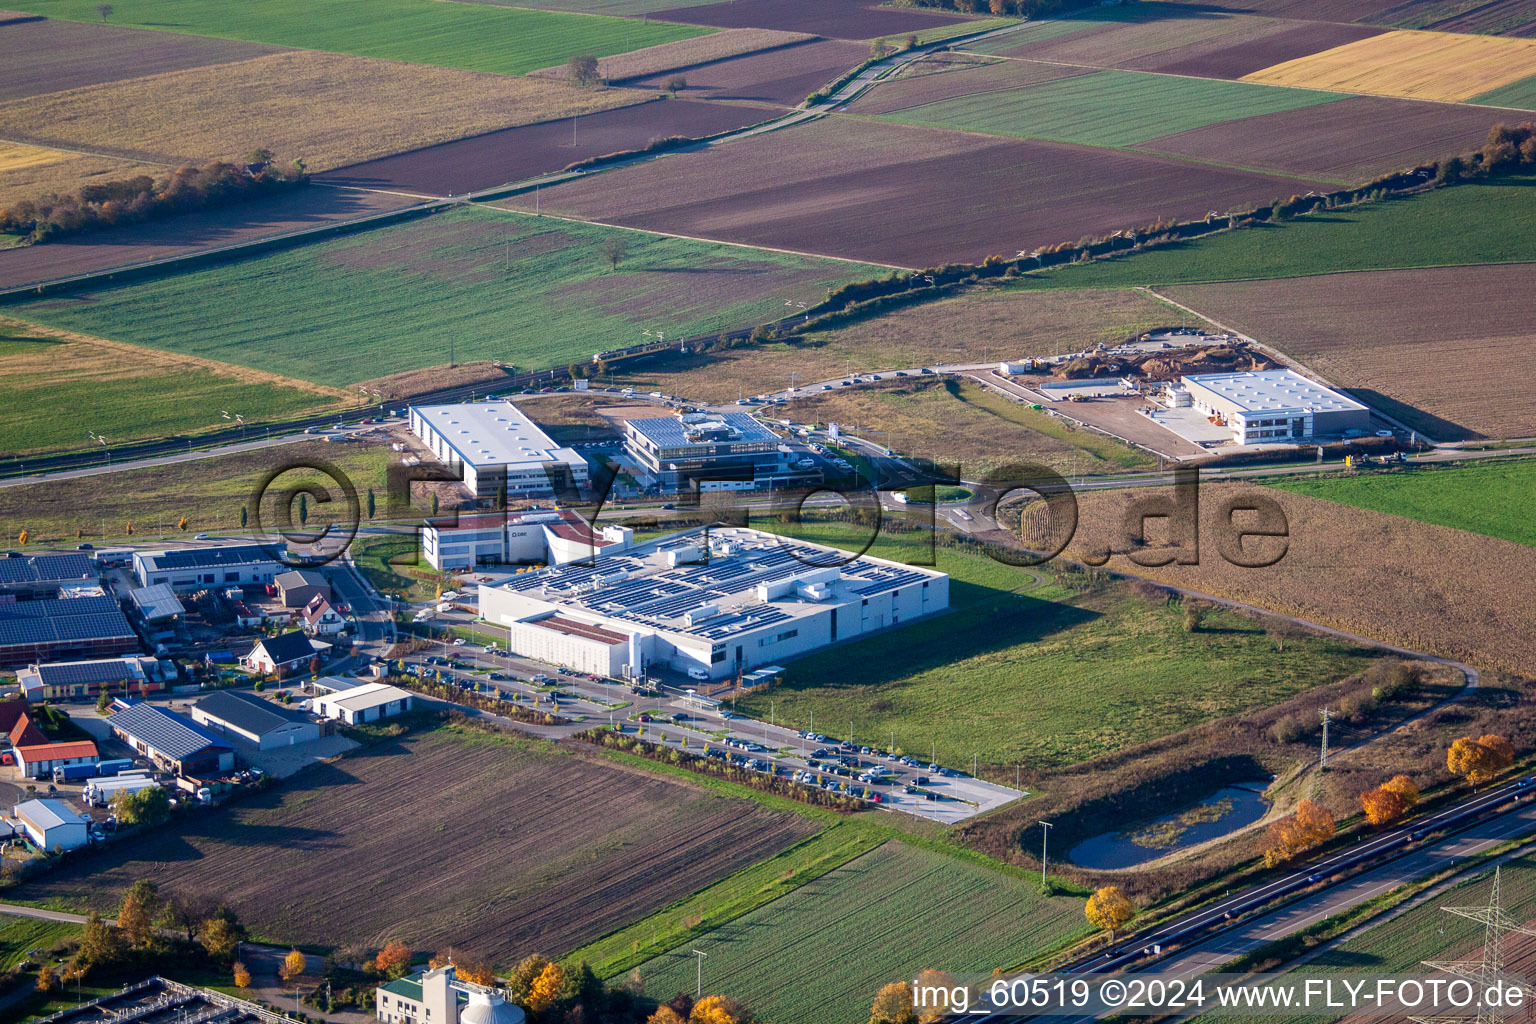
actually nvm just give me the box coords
[16,528,27,545]
[76,911,124,971]
[240,505,248,528]
[530,961,564,1014]
[233,961,253,989]
[97,690,113,713]
[244,148,275,168]
[870,980,919,1024]
[1263,798,1335,867]
[1085,885,1135,942]
[280,949,307,984]
[1182,602,1206,632]
[905,32,918,48]
[430,492,440,517]
[200,912,245,962]
[367,488,376,520]
[118,880,161,948]
[160,890,217,943]
[602,235,627,272]
[665,74,687,96]
[568,54,600,86]
[1448,734,1514,787]
[177,515,189,532]
[454,954,497,987]
[298,493,309,526]
[1360,775,1419,826]
[375,939,412,979]
[113,785,171,827]
[96,2,112,20]
[871,37,893,59]
[647,1011,686,1024]
[690,995,749,1024]
[508,954,551,1007]
[36,964,59,993]
[913,970,957,1024]
[126,521,133,535]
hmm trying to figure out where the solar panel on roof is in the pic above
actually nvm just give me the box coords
[36,660,143,685]
[0,553,95,585]
[107,703,230,760]
[147,545,278,569]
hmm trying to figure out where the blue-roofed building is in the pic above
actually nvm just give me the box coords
[480,525,948,682]
[0,596,140,670]
[623,413,812,493]
[107,702,235,776]
[0,552,98,599]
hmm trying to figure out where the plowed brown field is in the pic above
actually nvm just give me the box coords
[629,37,867,106]
[845,56,1091,114]
[7,727,819,962]
[502,117,1332,266]
[1163,263,1536,440]
[648,0,970,39]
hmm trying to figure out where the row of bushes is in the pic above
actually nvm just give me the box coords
[0,151,306,243]
[579,726,868,810]
[390,673,571,727]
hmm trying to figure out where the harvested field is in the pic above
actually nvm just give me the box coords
[0,150,166,208]
[628,37,868,106]
[1142,0,1406,21]
[529,27,811,81]
[959,15,1105,54]
[1473,71,1536,106]
[844,55,1093,114]
[1138,20,1387,76]
[1064,479,1536,676]
[356,361,519,400]
[454,0,719,11]
[517,393,636,441]
[970,8,1272,66]
[636,841,1089,1024]
[1242,27,1536,101]
[9,205,872,385]
[0,315,347,455]
[609,286,1183,402]
[0,52,650,180]
[870,68,1345,147]
[1134,94,1507,181]
[0,12,281,102]
[647,0,971,38]
[0,185,415,291]
[0,141,68,172]
[4,726,820,961]
[502,117,1333,266]
[318,98,774,195]
[779,377,1149,475]
[3,0,706,76]
[1162,263,1536,440]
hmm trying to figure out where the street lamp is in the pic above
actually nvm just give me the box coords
[1038,820,1054,888]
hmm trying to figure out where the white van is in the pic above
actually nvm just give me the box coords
[687,667,710,682]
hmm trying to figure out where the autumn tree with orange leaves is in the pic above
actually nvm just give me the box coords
[1448,734,1514,788]
[374,939,411,979]
[1360,775,1420,825]
[1263,799,1335,868]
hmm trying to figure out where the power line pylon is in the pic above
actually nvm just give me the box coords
[1411,867,1536,1024]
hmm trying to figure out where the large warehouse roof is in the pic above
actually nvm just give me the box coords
[410,401,577,469]
[136,544,282,571]
[14,798,88,831]
[626,412,777,448]
[28,658,152,687]
[496,527,945,642]
[108,702,231,760]
[129,584,185,622]
[195,690,313,737]
[1182,369,1365,415]
[0,598,135,647]
[0,553,95,585]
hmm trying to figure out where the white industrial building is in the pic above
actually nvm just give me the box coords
[311,681,413,724]
[480,526,949,681]
[191,690,322,749]
[377,965,524,1024]
[410,401,590,501]
[134,545,289,590]
[623,412,814,492]
[10,798,90,851]
[421,508,634,572]
[1169,369,1370,445]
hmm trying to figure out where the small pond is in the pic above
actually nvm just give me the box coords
[1067,780,1271,870]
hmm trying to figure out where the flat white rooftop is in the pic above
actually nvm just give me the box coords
[411,401,577,469]
[1181,369,1364,415]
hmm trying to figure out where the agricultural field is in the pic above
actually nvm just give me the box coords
[503,116,1334,266]
[1132,94,1509,181]
[733,521,1380,769]
[7,205,873,386]
[867,69,1346,148]
[5,725,820,962]
[1361,0,1536,36]
[2,0,708,76]
[646,0,973,38]
[779,377,1151,476]
[628,37,868,106]
[0,316,347,457]
[1473,71,1536,106]
[607,286,1179,401]
[455,0,720,13]
[0,13,280,102]
[1268,458,1536,548]
[0,185,415,291]
[1065,480,1536,677]
[527,27,811,81]
[0,914,78,971]
[635,841,1089,1024]
[0,151,165,213]
[1241,28,1536,101]
[318,98,776,196]
[0,52,650,192]
[1010,173,1536,289]
[845,54,1093,116]
[0,439,402,546]
[1162,261,1536,439]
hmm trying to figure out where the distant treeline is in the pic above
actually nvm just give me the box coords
[787,122,1536,334]
[0,150,307,243]
[898,0,1110,18]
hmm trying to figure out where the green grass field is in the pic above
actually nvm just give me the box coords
[1473,73,1536,110]
[0,321,345,458]
[5,0,706,75]
[452,0,719,13]
[958,16,1102,53]
[634,840,1090,1024]
[871,69,1343,147]
[1011,174,1536,288]
[736,520,1378,768]
[0,914,78,972]
[10,207,873,387]
[903,16,1020,45]
[1268,458,1536,548]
